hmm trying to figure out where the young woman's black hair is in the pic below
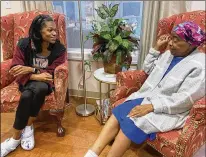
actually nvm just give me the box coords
[28,14,54,53]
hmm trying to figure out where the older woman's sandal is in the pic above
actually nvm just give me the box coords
[21,125,35,150]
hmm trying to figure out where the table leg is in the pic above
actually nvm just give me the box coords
[108,84,110,98]
[99,81,103,124]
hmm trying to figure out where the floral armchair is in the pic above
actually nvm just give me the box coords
[111,10,206,157]
[0,10,69,137]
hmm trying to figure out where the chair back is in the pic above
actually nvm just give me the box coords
[1,10,67,61]
[157,10,205,53]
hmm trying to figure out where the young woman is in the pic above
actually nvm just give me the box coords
[84,22,205,157]
[1,15,66,157]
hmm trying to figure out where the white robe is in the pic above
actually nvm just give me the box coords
[125,48,205,134]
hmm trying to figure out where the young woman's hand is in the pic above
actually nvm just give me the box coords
[9,65,34,77]
[31,73,53,83]
[128,104,154,118]
[154,34,171,51]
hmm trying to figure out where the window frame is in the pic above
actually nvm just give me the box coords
[67,48,139,65]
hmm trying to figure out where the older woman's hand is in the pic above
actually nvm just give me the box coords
[128,104,154,118]
[154,34,171,51]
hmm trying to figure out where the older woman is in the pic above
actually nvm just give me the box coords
[84,21,205,157]
[1,15,66,157]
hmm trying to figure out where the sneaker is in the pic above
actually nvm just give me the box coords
[1,138,20,157]
[21,125,35,150]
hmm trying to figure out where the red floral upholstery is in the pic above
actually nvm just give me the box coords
[0,14,14,60]
[0,59,15,89]
[111,10,206,157]
[110,70,148,105]
[1,82,57,112]
[1,11,68,115]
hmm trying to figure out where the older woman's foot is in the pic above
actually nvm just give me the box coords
[1,138,21,157]
[21,125,35,150]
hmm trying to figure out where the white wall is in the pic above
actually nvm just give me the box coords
[1,1,22,16]
[191,1,205,11]
[68,60,116,96]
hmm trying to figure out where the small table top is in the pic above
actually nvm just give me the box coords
[93,68,117,85]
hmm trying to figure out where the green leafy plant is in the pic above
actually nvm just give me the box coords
[86,3,140,69]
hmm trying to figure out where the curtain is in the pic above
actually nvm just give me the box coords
[21,1,54,12]
[137,1,191,69]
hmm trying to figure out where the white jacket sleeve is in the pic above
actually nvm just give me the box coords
[142,48,161,75]
[151,68,205,114]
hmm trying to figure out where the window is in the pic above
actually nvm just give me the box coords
[107,1,143,38]
[122,2,141,17]
[52,1,143,63]
[53,1,94,49]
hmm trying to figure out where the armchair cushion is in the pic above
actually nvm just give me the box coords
[1,81,56,112]
[147,130,182,157]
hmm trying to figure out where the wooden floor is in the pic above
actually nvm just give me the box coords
[1,97,162,157]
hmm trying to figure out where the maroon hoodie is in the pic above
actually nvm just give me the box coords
[11,38,66,89]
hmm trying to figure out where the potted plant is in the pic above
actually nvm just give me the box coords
[86,3,139,74]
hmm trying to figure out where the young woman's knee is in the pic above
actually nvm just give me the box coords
[21,90,33,101]
[32,82,49,96]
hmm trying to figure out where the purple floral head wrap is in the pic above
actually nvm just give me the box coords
[173,21,205,46]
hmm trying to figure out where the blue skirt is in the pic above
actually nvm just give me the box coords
[112,98,156,144]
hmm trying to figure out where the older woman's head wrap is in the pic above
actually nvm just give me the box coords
[173,21,205,46]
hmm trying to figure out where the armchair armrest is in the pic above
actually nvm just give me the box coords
[0,59,15,89]
[110,70,148,104]
[54,61,68,78]
[176,96,206,156]
[189,96,206,118]
[53,61,69,109]
[116,70,148,88]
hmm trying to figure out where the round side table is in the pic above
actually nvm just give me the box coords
[93,68,117,124]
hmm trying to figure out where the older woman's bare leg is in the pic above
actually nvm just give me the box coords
[90,115,120,155]
[107,129,131,157]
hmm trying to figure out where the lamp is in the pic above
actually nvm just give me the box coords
[75,0,95,116]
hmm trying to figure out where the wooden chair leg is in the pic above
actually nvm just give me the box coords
[49,109,66,137]
[66,88,70,103]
